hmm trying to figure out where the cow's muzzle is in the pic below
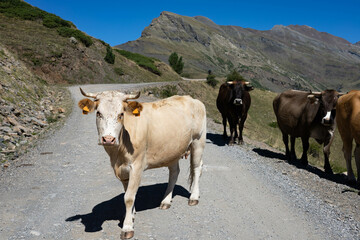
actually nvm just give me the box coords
[233,98,243,105]
[321,111,333,126]
[102,135,116,145]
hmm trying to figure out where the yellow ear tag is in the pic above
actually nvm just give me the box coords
[132,108,140,116]
[82,106,89,115]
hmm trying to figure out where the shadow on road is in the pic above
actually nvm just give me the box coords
[206,133,226,146]
[252,147,357,190]
[66,183,190,232]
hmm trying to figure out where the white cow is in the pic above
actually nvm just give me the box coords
[78,88,206,239]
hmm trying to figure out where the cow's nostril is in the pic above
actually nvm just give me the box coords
[102,135,115,145]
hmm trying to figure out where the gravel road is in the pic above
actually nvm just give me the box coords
[1,83,360,240]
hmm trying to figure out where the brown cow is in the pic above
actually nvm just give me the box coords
[336,90,360,188]
[78,89,206,239]
[216,81,253,145]
[273,89,341,173]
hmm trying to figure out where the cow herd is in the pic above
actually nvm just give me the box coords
[78,84,360,239]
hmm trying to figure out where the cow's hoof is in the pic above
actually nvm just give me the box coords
[238,140,244,145]
[188,199,199,206]
[121,230,134,239]
[159,203,171,210]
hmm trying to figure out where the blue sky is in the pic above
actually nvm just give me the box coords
[26,0,360,46]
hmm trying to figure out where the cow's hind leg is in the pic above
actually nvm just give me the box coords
[188,139,205,206]
[342,137,356,184]
[160,161,180,210]
[121,162,143,239]
[282,133,290,160]
[354,144,360,188]
[300,136,309,166]
[290,136,297,162]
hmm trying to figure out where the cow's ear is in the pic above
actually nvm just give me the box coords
[307,94,320,104]
[126,101,143,117]
[244,82,254,91]
[78,98,96,115]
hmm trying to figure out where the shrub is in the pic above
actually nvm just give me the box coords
[104,46,115,64]
[206,73,218,87]
[226,70,246,82]
[115,49,161,75]
[114,67,124,76]
[268,121,278,128]
[160,85,177,98]
[42,14,71,28]
[57,27,93,47]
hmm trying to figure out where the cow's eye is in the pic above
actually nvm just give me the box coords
[96,111,102,118]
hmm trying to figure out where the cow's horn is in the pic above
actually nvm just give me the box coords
[125,91,140,101]
[227,81,234,85]
[311,91,321,96]
[80,87,97,98]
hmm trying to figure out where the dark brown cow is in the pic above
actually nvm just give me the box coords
[336,90,360,188]
[273,89,341,173]
[216,81,253,145]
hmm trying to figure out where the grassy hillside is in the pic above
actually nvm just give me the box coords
[0,1,181,166]
[0,1,181,85]
[147,81,353,175]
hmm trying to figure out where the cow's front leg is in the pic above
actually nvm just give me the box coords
[160,161,180,209]
[228,119,236,145]
[221,114,228,139]
[121,163,143,239]
[238,113,248,145]
[323,132,335,174]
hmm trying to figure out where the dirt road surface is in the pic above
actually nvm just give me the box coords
[1,83,359,240]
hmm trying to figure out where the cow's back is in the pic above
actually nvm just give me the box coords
[337,90,360,143]
[127,95,206,168]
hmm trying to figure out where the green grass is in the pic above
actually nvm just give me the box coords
[115,49,161,76]
[57,27,93,47]
[0,0,92,47]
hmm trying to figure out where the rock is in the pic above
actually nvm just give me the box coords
[30,117,48,127]
[6,142,16,150]
[69,37,78,44]
[57,107,65,113]
[0,126,13,133]
[13,125,31,134]
[7,116,19,126]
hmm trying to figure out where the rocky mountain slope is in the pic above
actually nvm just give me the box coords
[119,11,360,92]
[0,44,71,165]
